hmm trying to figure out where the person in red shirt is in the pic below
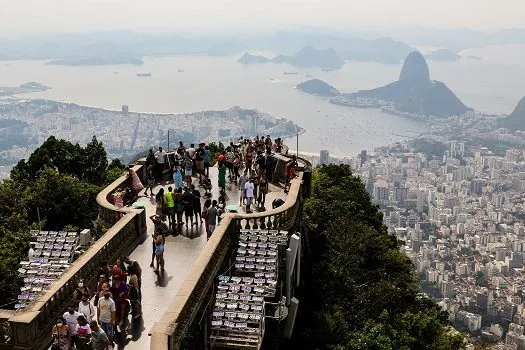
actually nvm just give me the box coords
[284,157,297,194]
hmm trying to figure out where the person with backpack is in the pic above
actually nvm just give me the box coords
[78,293,95,323]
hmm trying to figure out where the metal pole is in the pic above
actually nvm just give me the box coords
[167,129,170,151]
[296,133,299,158]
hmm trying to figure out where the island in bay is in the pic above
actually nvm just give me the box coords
[0,82,50,96]
[296,79,339,97]
[238,46,345,70]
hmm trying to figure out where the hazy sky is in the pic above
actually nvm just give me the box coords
[1,0,523,35]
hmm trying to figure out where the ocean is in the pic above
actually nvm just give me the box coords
[0,44,524,156]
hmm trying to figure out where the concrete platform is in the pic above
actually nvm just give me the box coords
[119,167,286,349]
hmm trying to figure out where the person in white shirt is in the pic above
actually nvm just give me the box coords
[153,146,167,182]
[187,143,196,160]
[77,293,95,323]
[244,179,255,213]
[63,305,83,336]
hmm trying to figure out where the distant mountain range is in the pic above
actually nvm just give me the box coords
[502,96,525,131]
[346,51,471,117]
[0,30,413,66]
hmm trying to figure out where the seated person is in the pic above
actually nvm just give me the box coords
[202,176,213,196]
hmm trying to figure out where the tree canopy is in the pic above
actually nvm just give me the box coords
[0,136,125,306]
[291,164,465,350]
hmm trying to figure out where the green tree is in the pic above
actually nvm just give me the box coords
[81,136,109,185]
[24,167,101,229]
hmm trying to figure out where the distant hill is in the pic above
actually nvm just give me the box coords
[425,49,460,62]
[238,52,271,64]
[296,79,340,97]
[502,96,525,131]
[273,46,345,70]
[347,51,470,117]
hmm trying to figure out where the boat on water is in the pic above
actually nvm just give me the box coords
[283,71,298,75]
[136,73,152,77]
[177,69,184,72]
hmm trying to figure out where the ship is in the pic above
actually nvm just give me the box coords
[136,73,152,77]
[283,71,298,75]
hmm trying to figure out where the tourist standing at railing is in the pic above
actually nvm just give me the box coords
[245,147,254,172]
[174,187,184,227]
[126,167,144,197]
[207,200,218,238]
[191,184,203,225]
[238,171,248,206]
[202,199,211,238]
[244,178,255,214]
[182,186,195,228]
[177,140,186,156]
[154,147,167,182]
[172,163,184,190]
[284,156,298,194]
[52,316,72,350]
[144,165,155,197]
[196,143,205,182]
[155,188,167,222]
[183,152,193,187]
[258,173,269,208]
[165,186,176,228]
[218,161,227,194]
[233,151,241,182]
[203,145,211,177]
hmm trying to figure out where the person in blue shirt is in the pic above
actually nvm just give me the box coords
[203,145,211,177]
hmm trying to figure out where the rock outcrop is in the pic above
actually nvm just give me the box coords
[399,51,430,82]
[502,96,525,131]
[347,51,470,117]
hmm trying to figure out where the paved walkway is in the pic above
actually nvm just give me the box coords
[119,168,286,349]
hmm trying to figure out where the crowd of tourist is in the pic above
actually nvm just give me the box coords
[72,135,297,349]
[51,258,142,350]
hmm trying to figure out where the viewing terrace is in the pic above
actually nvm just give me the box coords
[0,145,310,350]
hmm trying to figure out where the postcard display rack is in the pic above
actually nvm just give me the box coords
[210,229,289,349]
[16,230,79,308]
